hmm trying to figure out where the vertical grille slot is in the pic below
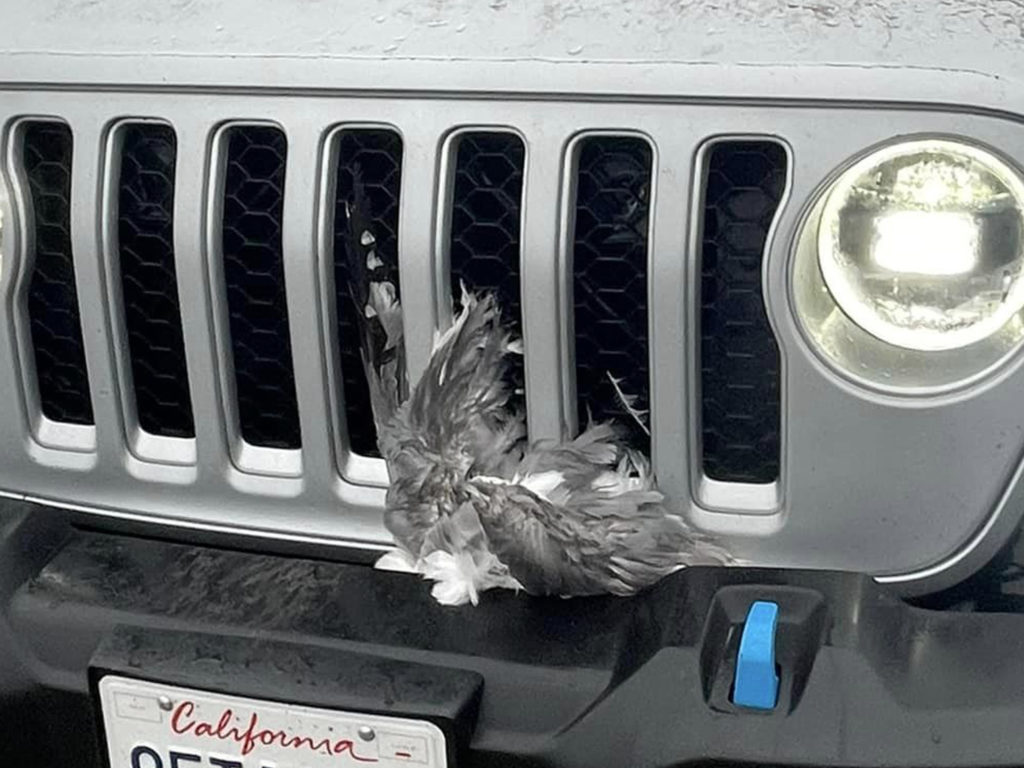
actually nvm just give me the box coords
[570,136,653,449]
[447,132,526,407]
[220,125,301,450]
[332,129,403,458]
[21,122,93,426]
[699,141,786,484]
[116,124,194,439]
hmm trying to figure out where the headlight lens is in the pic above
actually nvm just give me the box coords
[817,139,1024,351]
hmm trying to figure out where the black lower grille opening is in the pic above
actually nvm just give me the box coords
[21,122,94,426]
[448,132,526,411]
[332,129,403,458]
[699,141,787,484]
[220,125,301,450]
[571,136,653,450]
[117,124,194,439]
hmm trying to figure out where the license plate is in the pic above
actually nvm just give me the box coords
[98,675,448,767]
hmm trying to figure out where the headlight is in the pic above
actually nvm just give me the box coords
[793,138,1024,391]
[817,139,1024,352]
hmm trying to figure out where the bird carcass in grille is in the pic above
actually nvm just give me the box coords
[340,172,735,606]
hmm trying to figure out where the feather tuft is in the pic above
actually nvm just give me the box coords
[374,548,419,573]
[606,372,651,437]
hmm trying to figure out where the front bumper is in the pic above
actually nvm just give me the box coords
[4,501,1024,768]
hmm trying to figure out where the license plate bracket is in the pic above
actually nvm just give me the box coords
[90,626,483,768]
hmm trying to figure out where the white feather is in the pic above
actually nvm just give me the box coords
[514,470,566,504]
[374,547,419,573]
[606,372,651,436]
[432,292,474,354]
[422,551,477,606]
[591,469,643,495]
[476,471,567,505]
[472,474,511,485]
[366,250,384,270]
[378,518,524,606]
[420,549,523,607]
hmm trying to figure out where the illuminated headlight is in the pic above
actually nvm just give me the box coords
[816,139,1024,352]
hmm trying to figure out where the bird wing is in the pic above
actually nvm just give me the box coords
[339,166,407,449]
[387,289,525,473]
[469,447,734,599]
[464,479,604,596]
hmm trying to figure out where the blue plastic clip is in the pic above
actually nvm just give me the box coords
[732,600,780,710]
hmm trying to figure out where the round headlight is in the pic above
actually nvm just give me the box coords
[817,139,1024,351]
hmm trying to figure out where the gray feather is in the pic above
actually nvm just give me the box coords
[468,427,733,597]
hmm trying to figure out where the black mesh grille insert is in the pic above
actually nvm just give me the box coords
[21,122,93,425]
[571,137,652,450]
[220,125,300,450]
[117,124,194,439]
[700,141,787,484]
[332,129,403,458]
[448,132,525,408]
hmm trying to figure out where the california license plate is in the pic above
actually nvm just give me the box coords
[98,675,448,767]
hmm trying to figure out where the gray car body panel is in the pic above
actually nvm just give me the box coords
[1,0,1024,595]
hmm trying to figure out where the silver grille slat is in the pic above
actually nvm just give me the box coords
[319,124,393,487]
[281,121,335,492]
[521,132,568,443]
[174,119,232,479]
[70,119,123,467]
[645,128,694,508]
[397,124,445,389]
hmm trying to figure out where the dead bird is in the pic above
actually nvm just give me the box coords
[341,172,734,605]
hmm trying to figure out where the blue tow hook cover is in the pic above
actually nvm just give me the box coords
[732,600,780,710]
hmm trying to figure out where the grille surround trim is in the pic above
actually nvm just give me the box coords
[688,135,792,514]
[6,117,97,457]
[319,123,403,488]
[444,128,528,419]
[329,127,404,460]
[206,121,303,478]
[22,122,95,428]
[563,131,656,449]
[436,125,528,330]
[102,119,198,468]
[698,140,787,485]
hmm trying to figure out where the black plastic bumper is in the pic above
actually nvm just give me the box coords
[4,499,1024,767]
